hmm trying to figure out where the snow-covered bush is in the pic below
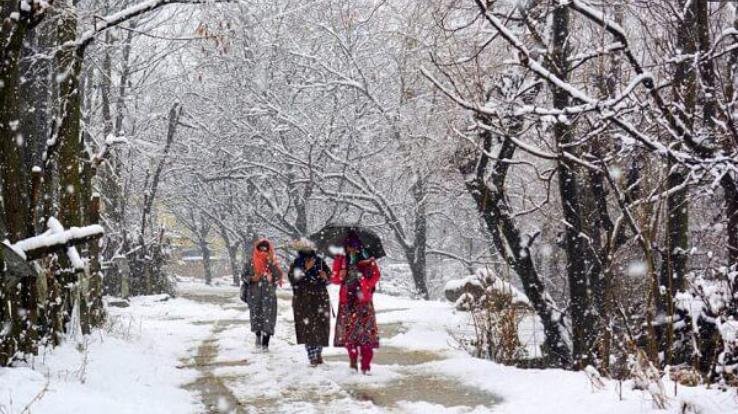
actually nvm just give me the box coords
[629,347,669,409]
[444,268,530,311]
[670,267,738,387]
[446,269,532,364]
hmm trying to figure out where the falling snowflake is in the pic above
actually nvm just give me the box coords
[626,261,647,277]
[609,166,623,180]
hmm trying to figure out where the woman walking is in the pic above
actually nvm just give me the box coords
[287,239,332,367]
[242,238,283,351]
[332,232,381,374]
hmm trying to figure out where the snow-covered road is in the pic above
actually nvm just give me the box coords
[176,282,500,413]
[3,280,737,413]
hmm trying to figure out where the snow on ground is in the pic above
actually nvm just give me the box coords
[431,357,738,414]
[0,292,229,413]
[2,275,737,413]
[367,291,738,414]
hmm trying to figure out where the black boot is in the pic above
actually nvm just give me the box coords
[255,331,262,349]
[261,334,271,351]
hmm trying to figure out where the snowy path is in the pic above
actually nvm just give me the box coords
[177,283,499,413]
[4,281,736,414]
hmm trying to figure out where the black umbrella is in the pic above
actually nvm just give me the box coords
[308,225,386,259]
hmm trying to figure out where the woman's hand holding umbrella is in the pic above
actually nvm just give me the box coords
[305,257,329,282]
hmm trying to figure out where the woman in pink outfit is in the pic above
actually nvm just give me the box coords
[331,233,381,374]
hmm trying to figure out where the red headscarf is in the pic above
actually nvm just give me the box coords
[252,238,279,275]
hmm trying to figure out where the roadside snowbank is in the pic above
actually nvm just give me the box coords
[370,291,738,414]
[0,294,221,413]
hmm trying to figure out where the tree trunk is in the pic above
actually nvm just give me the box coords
[100,27,134,296]
[141,103,181,240]
[20,27,51,234]
[725,180,738,273]
[408,255,429,300]
[55,3,86,337]
[217,223,240,286]
[46,261,64,346]
[293,187,310,238]
[0,8,32,242]
[77,65,99,334]
[410,176,429,299]
[460,117,572,366]
[228,244,240,286]
[200,239,213,285]
[694,0,737,376]
[699,0,738,272]
[551,3,592,368]
[586,162,611,371]
[87,195,105,327]
[590,3,625,373]
[57,10,84,231]
[0,250,7,364]
[14,28,45,354]
[651,0,698,366]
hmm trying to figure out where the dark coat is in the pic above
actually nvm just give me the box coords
[242,260,280,335]
[288,252,332,346]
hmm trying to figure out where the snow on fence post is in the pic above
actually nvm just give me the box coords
[11,219,104,262]
[1,217,106,335]
[9,218,106,340]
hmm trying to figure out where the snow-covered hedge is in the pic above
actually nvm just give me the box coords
[444,268,530,311]
[672,267,738,386]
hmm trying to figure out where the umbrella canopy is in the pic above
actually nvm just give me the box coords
[308,225,386,259]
